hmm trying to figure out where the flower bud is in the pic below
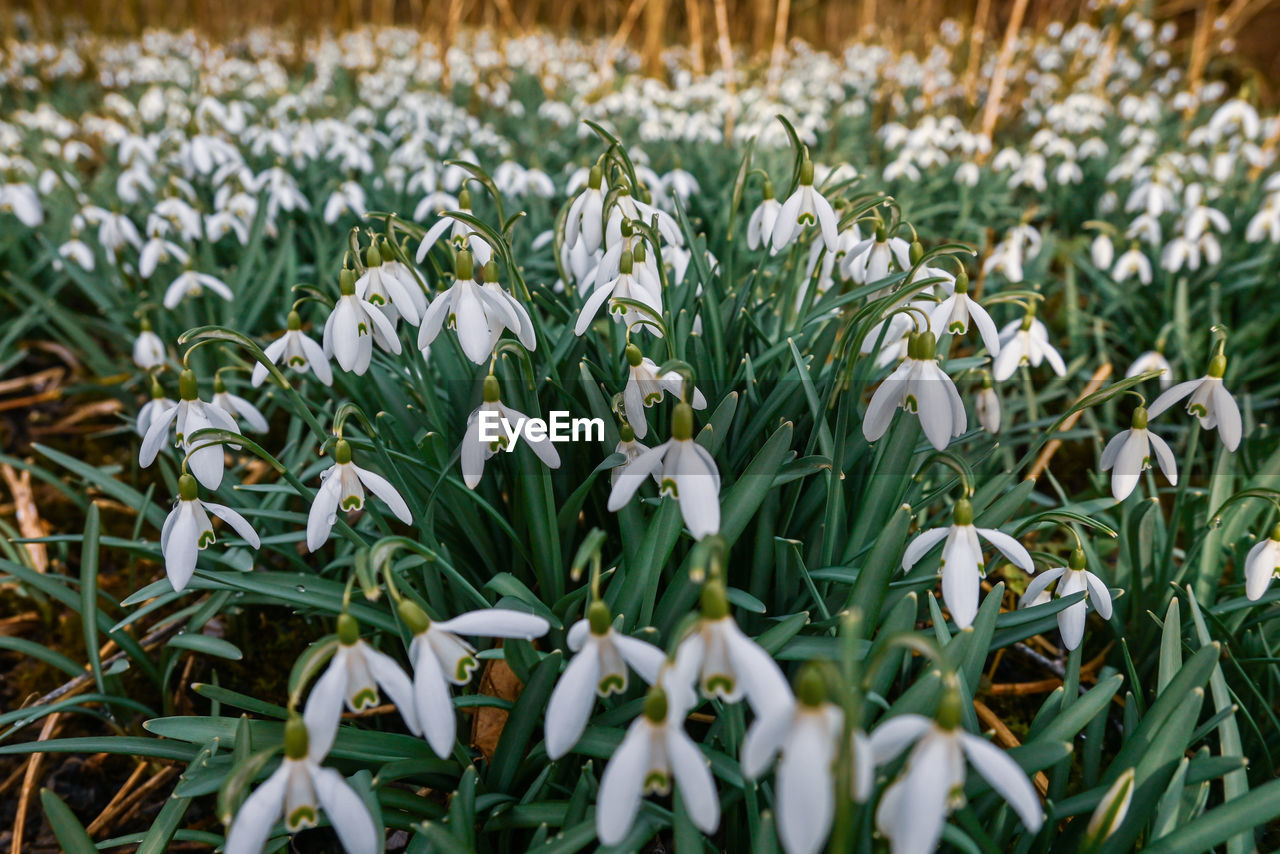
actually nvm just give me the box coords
[1069,548,1087,570]
[762,179,775,201]
[909,240,924,266]
[334,438,352,464]
[1208,353,1227,379]
[482,260,499,285]
[625,344,643,367]
[796,664,826,707]
[955,268,970,294]
[588,600,612,635]
[178,473,199,501]
[455,249,474,282]
[150,375,166,400]
[588,165,603,190]
[397,599,431,634]
[1131,406,1148,430]
[643,686,669,723]
[936,682,964,730]
[178,369,198,401]
[483,374,501,402]
[287,310,302,331]
[952,498,974,526]
[458,186,472,209]
[619,423,636,443]
[799,158,814,187]
[672,401,695,441]
[213,374,227,394]
[700,578,730,620]
[337,612,360,645]
[339,268,356,296]
[283,713,309,759]
[365,243,382,268]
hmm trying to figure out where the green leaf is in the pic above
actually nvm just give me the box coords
[40,789,97,854]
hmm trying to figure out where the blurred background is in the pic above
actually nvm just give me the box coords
[3,0,1279,101]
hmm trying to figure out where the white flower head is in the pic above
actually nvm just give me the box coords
[415,187,493,266]
[1018,548,1113,650]
[138,369,241,490]
[863,330,967,452]
[304,613,419,758]
[747,181,782,251]
[1245,524,1280,601]
[870,688,1043,854]
[574,244,664,338]
[1112,243,1153,285]
[607,402,720,540]
[397,600,549,757]
[161,474,259,592]
[133,319,167,370]
[563,164,606,255]
[1146,352,1242,451]
[975,375,1002,434]
[596,684,719,846]
[771,158,839,255]
[306,439,413,552]
[622,345,707,439]
[1126,350,1173,391]
[163,269,233,309]
[461,376,561,489]
[419,251,535,365]
[929,271,1001,356]
[210,375,268,433]
[252,311,333,387]
[545,599,666,759]
[355,242,427,327]
[901,498,1034,629]
[323,267,403,376]
[137,376,175,438]
[992,311,1067,382]
[224,715,379,854]
[1099,405,1177,502]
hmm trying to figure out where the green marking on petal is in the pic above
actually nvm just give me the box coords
[644,392,664,406]
[357,322,369,336]
[455,655,478,682]
[705,673,734,695]
[660,477,678,497]
[797,212,816,226]
[599,673,626,696]
[948,321,966,334]
[341,495,364,512]
[351,687,379,710]
[644,771,670,793]
[1188,402,1208,417]
[197,530,216,549]
[368,294,386,305]
[288,355,306,366]
[904,394,918,413]
[286,805,318,831]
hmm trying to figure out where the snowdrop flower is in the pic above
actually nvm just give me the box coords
[1018,548,1113,650]
[323,180,367,224]
[163,269,233,309]
[307,439,412,552]
[419,253,535,365]
[741,666,872,854]
[252,311,333,387]
[1146,353,1242,451]
[622,345,706,439]
[1091,233,1115,270]
[415,187,492,266]
[609,424,653,485]
[575,247,664,337]
[863,331,967,452]
[132,319,166,370]
[607,402,720,539]
[224,715,378,854]
[1112,243,1153,285]
[974,374,1001,434]
[871,686,1043,854]
[862,302,930,369]
[676,580,791,713]
[323,268,402,376]
[842,226,913,284]
[461,376,560,488]
[545,599,666,759]
[1126,350,1173,390]
[563,164,606,255]
[137,376,175,438]
[929,271,1000,356]
[355,242,426,327]
[1100,406,1177,501]
[161,474,259,592]
[901,499,1034,629]
[596,685,719,845]
[305,614,418,757]
[604,184,683,248]
[1245,524,1280,601]
[139,369,240,490]
[396,599,549,757]
[210,375,269,433]
[57,238,94,271]
[0,183,42,226]
[992,310,1066,382]
[138,236,189,279]
[771,158,838,255]
[747,181,782,251]
[1245,197,1280,244]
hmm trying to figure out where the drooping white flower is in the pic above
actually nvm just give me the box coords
[901,499,1034,629]
[741,666,872,854]
[545,600,666,759]
[133,319,166,369]
[323,268,402,376]
[596,685,719,845]
[137,377,175,438]
[224,715,378,854]
[461,376,561,489]
[1146,353,1242,451]
[607,403,720,539]
[992,311,1067,382]
[1245,524,1280,601]
[771,159,839,255]
[1099,406,1177,501]
[415,188,493,266]
[252,311,333,387]
[574,246,664,338]
[419,253,535,365]
[355,243,426,327]
[609,425,653,485]
[675,580,792,715]
[1112,244,1153,285]
[396,600,549,757]
[1126,350,1173,391]
[307,439,412,552]
[928,271,1000,356]
[0,183,43,226]
[162,269,233,309]
[1091,233,1115,271]
[161,474,259,592]
[563,164,606,255]
[1017,548,1113,650]
[304,614,419,758]
[747,182,782,251]
[870,692,1043,854]
[57,238,95,271]
[139,369,241,490]
[842,228,912,285]
[323,180,367,224]
[622,345,706,439]
[138,235,189,279]
[863,331,967,452]
[604,184,684,249]
[974,375,1001,434]
[211,376,268,433]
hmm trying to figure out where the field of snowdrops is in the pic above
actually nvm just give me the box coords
[3,9,1280,854]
